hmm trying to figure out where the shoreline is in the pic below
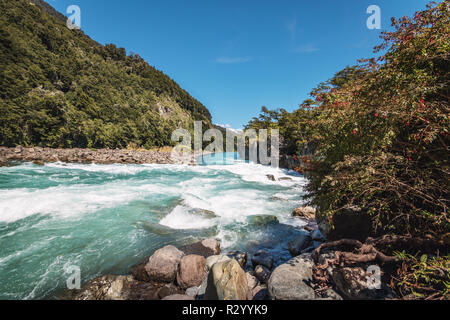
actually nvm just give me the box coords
[0,146,185,166]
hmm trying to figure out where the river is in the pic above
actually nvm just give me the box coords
[0,153,308,299]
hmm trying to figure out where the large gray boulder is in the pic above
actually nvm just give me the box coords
[204,259,249,300]
[145,245,184,282]
[288,232,312,257]
[176,254,207,289]
[268,254,316,300]
[251,250,274,270]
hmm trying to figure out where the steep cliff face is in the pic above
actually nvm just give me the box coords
[0,0,211,148]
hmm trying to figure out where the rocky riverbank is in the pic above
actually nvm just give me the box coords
[59,207,396,300]
[0,146,186,166]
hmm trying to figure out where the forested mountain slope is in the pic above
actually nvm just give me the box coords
[0,0,211,148]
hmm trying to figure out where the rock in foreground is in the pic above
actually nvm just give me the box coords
[145,245,184,282]
[176,254,207,289]
[268,254,316,300]
[204,259,249,300]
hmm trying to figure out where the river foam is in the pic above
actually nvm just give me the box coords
[0,155,308,299]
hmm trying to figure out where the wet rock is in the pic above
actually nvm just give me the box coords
[226,251,247,268]
[162,294,195,300]
[251,250,274,270]
[311,229,326,242]
[204,259,249,300]
[247,215,279,227]
[288,232,312,257]
[206,255,231,271]
[145,245,184,282]
[278,177,293,181]
[266,174,276,181]
[268,254,316,300]
[176,254,207,289]
[180,238,221,258]
[191,208,217,219]
[313,241,323,249]
[304,221,318,232]
[254,265,271,283]
[130,259,152,282]
[301,246,315,254]
[292,206,316,220]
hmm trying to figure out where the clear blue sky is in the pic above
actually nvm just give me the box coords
[48,0,431,129]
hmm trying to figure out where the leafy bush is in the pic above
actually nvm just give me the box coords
[247,1,449,240]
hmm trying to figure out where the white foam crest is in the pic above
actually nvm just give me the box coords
[0,181,179,223]
[159,205,216,230]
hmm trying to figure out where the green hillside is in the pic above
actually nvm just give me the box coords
[0,0,212,149]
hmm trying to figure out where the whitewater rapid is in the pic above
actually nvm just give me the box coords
[0,155,308,299]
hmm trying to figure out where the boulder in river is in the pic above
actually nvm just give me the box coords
[288,232,312,257]
[268,254,316,300]
[204,259,249,300]
[247,215,279,227]
[251,250,274,270]
[180,238,221,258]
[266,174,276,181]
[145,245,184,282]
[311,229,326,242]
[176,254,207,289]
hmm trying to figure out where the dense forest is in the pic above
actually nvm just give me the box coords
[0,0,212,149]
[247,1,449,298]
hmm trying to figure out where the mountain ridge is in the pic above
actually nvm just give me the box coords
[0,0,212,149]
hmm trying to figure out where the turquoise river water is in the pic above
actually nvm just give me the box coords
[0,153,308,299]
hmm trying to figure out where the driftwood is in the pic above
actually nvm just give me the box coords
[311,235,448,296]
[312,238,399,293]
[312,239,398,265]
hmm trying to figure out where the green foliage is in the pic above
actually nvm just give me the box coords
[392,251,449,299]
[247,1,449,239]
[0,0,211,148]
